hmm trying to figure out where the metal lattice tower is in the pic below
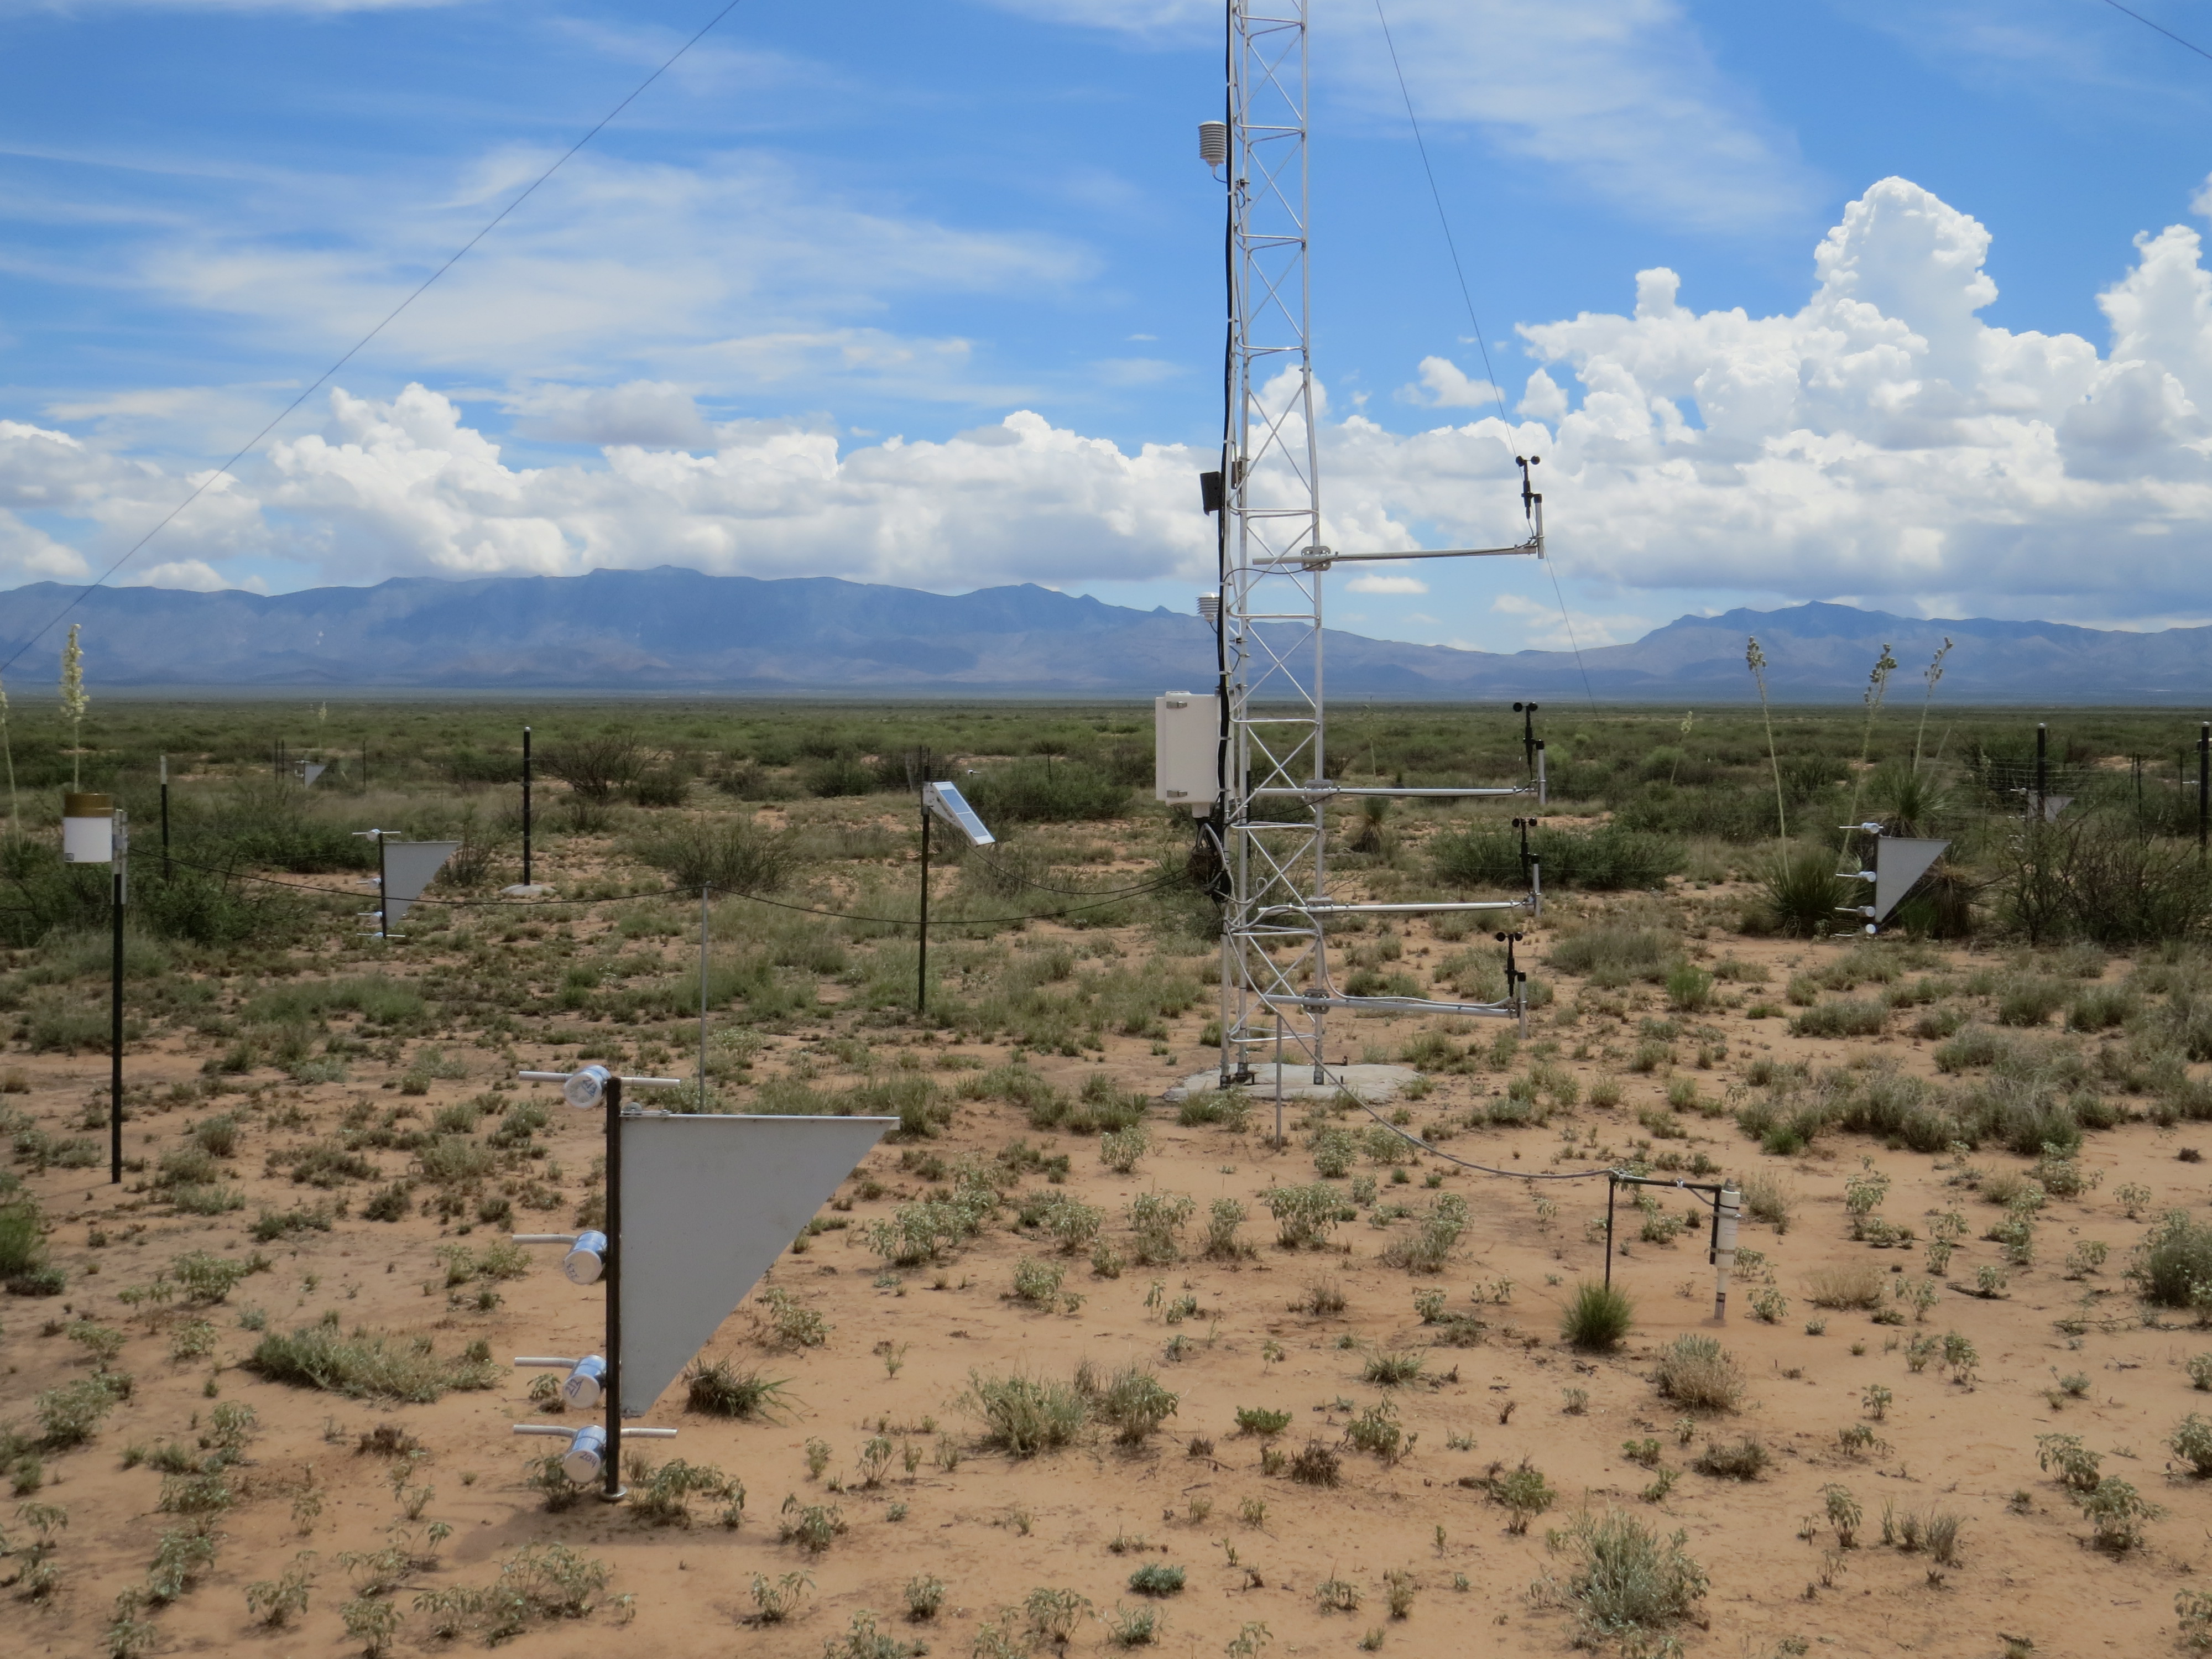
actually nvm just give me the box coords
[1207,0,1549,1092]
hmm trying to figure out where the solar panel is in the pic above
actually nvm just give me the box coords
[922,781,995,847]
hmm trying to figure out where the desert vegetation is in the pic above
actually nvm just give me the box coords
[0,695,2209,1655]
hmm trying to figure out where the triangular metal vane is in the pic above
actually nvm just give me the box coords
[382,841,459,926]
[1874,837,1948,922]
[301,763,327,787]
[2040,795,2073,823]
[618,1113,894,1417]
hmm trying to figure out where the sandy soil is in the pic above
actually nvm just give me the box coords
[5,891,2210,1659]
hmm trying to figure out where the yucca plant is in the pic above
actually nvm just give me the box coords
[1761,845,1846,937]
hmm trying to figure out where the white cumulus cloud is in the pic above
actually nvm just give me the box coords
[10,175,2212,633]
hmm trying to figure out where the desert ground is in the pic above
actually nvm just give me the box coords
[7,785,2212,1659]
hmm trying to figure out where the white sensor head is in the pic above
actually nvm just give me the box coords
[562,1065,611,1110]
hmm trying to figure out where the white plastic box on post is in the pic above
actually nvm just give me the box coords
[1155,692,1217,813]
[62,792,114,863]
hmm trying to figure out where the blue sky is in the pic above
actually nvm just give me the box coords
[4,0,2212,653]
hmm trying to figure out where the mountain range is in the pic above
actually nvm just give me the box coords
[0,568,2200,702]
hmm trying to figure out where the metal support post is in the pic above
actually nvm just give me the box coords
[2036,723,2047,821]
[699,884,711,1104]
[522,726,533,888]
[916,806,930,1016]
[109,857,124,1184]
[2199,722,2207,857]
[1603,1176,1616,1290]
[159,755,171,881]
[602,1073,625,1501]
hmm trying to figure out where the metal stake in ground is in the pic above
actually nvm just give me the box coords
[159,755,171,881]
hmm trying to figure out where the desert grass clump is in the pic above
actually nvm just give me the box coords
[1560,1281,1634,1351]
[248,1326,499,1403]
[1128,1563,1185,1597]
[684,1358,791,1420]
[1691,1436,1769,1480]
[1805,1262,1884,1310]
[963,1368,1087,1457]
[1738,1171,1794,1232]
[1653,1334,1744,1412]
[1361,1349,1425,1387]
[1540,1508,1708,1647]
[1288,1439,1342,1486]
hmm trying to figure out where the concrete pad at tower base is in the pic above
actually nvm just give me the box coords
[1164,1062,1420,1105]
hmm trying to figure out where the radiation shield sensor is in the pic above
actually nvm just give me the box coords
[922,781,995,847]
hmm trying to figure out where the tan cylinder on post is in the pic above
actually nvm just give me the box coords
[62,792,114,864]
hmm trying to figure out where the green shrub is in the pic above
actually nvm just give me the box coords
[1547,1509,1709,1645]
[1433,823,1683,891]
[1127,1564,1185,1597]
[37,1373,128,1447]
[1789,999,1887,1038]
[1094,1365,1179,1446]
[630,817,802,893]
[0,1201,48,1283]
[2172,1414,2212,1478]
[1263,1183,1344,1249]
[2128,1211,2212,1308]
[1561,1281,1634,1350]
[1489,1460,1556,1532]
[1545,927,1675,984]
[1691,1436,1769,1480]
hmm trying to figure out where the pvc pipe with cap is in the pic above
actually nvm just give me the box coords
[1711,1185,1742,1321]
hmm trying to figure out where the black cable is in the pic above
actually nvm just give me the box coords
[961,848,1173,899]
[0,0,755,678]
[1370,0,1507,426]
[1304,1082,1613,1182]
[2100,0,2212,63]
[1371,0,1598,713]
